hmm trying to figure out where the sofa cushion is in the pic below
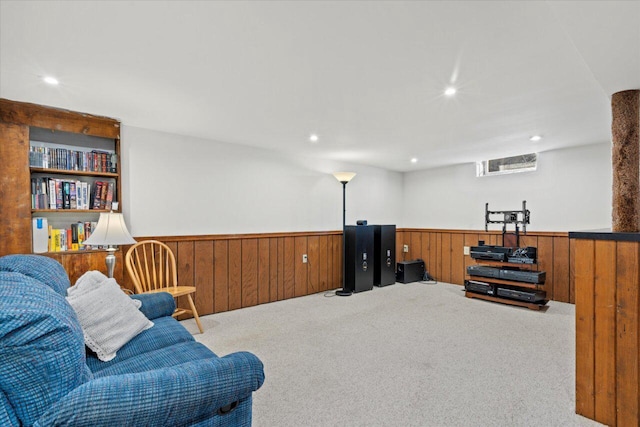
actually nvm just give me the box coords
[0,254,70,296]
[86,316,195,374]
[92,341,218,378]
[0,390,18,427]
[67,271,154,362]
[0,271,91,426]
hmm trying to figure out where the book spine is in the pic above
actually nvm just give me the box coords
[92,181,103,209]
[62,181,71,209]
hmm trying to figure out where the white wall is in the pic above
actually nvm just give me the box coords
[121,126,403,236]
[402,143,612,232]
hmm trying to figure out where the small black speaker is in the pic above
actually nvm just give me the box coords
[356,220,368,225]
[396,260,425,284]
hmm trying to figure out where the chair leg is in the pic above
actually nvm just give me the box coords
[186,294,204,334]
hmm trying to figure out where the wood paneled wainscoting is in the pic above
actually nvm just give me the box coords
[117,231,344,317]
[102,228,571,320]
[571,232,640,427]
[397,229,572,303]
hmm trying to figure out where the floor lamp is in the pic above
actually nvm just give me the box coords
[333,172,356,296]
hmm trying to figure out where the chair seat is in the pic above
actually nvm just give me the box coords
[144,286,197,298]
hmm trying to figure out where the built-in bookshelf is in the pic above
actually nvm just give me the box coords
[0,98,122,261]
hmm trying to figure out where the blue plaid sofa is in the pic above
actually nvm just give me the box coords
[0,254,265,426]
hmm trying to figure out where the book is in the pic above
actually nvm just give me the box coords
[69,181,77,209]
[48,178,56,209]
[92,181,103,209]
[105,182,114,211]
[70,224,79,251]
[50,229,61,252]
[100,180,109,209]
[62,181,71,209]
[77,222,86,250]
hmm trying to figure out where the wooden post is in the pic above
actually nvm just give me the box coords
[612,90,640,232]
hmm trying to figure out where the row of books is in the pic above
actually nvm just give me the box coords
[31,178,115,211]
[29,144,117,173]
[48,222,100,252]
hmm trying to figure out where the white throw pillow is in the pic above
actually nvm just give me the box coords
[67,271,153,362]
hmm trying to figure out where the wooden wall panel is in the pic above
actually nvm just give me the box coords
[277,238,285,300]
[574,239,595,419]
[269,238,279,302]
[258,239,270,305]
[396,231,405,263]
[594,240,616,426]
[430,233,439,279]
[537,236,554,300]
[319,235,329,291]
[420,231,430,265]
[241,239,258,308]
[194,241,214,316]
[573,237,640,426]
[294,236,307,297]
[615,241,639,426]
[332,235,342,290]
[464,234,479,280]
[175,241,193,315]
[440,233,451,283]
[214,240,229,312]
[410,232,422,261]
[228,240,242,310]
[283,237,295,299]
[308,236,320,294]
[553,237,571,303]
[450,234,464,285]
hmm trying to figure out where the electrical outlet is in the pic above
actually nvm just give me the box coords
[403,244,409,253]
[302,254,308,263]
[463,246,470,255]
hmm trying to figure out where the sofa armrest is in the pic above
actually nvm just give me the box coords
[129,292,175,319]
[35,351,264,427]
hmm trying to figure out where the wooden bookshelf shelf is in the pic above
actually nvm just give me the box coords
[30,167,118,178]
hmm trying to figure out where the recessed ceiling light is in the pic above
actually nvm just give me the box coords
[444,87,456,96]
[530,135,542,142]
[43,76,59,85]
[309,134,319,143]
[411,158,418,163]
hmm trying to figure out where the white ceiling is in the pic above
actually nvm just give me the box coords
[1,1,639,172]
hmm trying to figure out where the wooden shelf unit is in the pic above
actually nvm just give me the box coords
[0,98,123,281]
[465,257,547,311]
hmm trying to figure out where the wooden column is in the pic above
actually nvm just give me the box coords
[612,90,640,232]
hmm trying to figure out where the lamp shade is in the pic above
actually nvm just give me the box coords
[332,172,356,183]
[82,212,137,246]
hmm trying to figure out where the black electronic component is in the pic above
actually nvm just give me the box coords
[499,269,546,284]
[470,245,513,261]
[464,280,494,295]
[507,246,537,264]
[467,265,501,279]
[496,286,546,303]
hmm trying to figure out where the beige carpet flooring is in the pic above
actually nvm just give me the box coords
[184,281,604,427]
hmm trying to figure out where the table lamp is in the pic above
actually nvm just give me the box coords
[82,211,136,278]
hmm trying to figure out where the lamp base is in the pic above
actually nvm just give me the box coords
[335,288,353,297]
[105,247,117,279]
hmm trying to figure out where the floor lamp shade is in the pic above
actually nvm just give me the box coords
[333,172,356,184]
[82,212,136,278]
